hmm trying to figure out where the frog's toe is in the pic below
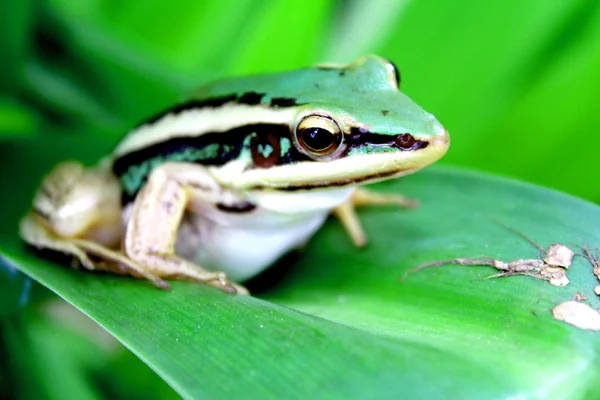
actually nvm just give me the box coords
[206,272,249,295]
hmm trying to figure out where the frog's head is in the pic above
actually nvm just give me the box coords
[112,56,448,202]
[213,55,449,190]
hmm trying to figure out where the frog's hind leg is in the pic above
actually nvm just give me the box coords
[123,162,249,295]
[19,161,169,289]
[332,187,418,247]
[21,214,170,289]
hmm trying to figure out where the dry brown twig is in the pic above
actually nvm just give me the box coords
[406,221,573,287]
[578,245,600,295]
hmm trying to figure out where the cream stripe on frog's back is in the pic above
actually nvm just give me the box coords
[114,103,299,157]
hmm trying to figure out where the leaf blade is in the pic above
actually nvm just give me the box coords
[3,167,600,399]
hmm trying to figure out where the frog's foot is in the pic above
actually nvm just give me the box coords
[333,188,418,247]
[20,213,171,289]
[123,252,249,295]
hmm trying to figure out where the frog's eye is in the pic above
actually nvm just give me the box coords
[295,115,343,157]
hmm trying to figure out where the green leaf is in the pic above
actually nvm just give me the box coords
[0,98,40,138]
[0,0,33,92]
[4,313,104,400]
[2,165,600,399]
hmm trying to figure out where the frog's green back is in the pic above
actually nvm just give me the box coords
[196,56,397,103]
[193,55,439,137]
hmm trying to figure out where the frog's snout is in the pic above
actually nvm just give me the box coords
[436,126,450,146]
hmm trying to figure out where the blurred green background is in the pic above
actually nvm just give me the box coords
[1,0,600,398]
[2,0,599,200]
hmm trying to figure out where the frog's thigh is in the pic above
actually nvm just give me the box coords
[124,162,248,294]
[333,188,419,247]
[20,160,118,270]
[30,161,123,242]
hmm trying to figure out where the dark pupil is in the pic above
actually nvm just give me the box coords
[301,127,336,151]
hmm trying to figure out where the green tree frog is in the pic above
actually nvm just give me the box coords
[20,56,449,294]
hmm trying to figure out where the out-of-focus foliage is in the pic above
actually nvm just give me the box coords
[2,0,599,199]
[1,0,599,399]
[381,0,600,201]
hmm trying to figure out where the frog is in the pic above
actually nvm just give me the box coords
[19,55,449,294]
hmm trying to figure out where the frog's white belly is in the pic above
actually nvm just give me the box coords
[175,211,328,281]
[174,188,354,281]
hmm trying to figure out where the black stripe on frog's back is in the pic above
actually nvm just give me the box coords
[138,92,303,127]
[113,123,312,203]
[139,95,239,127]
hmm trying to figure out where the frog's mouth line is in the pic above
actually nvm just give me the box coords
[272,167,419,191]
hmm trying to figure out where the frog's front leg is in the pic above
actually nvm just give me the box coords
[333,188,418,247]
[124,162,249,295]
[20,161,170,288]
